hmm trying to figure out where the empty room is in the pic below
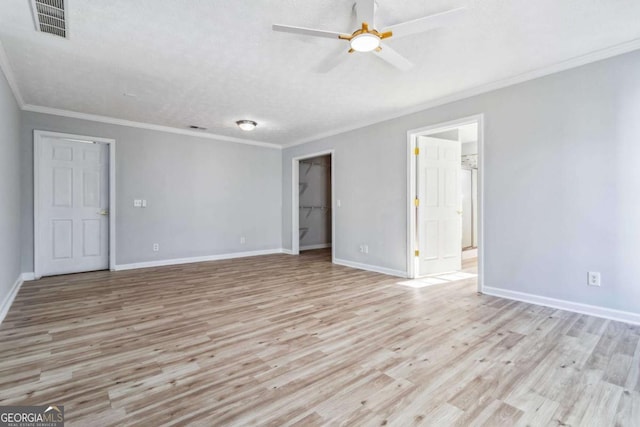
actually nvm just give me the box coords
[0,0,639,426]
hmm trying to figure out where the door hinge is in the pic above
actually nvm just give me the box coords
[414,198,419,207]
[414,250,420,257]
[414,147,419,155]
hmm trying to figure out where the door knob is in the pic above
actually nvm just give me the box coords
[457,210,463,215]
[98,209,109,216]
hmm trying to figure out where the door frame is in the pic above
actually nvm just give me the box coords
[33,130,117,279]
[291,150,335,263]
[406,114,484,293]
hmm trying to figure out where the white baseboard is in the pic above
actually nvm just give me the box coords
[0,274,26,325]
[462,248,477,260]
[114,248,286,271]
[281,248,295,255]
[483,286,640,326]
[333,258,407,278]
[300,243,332,251]
[22,272,36,281]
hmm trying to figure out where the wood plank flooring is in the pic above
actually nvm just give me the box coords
[0,249,638,426]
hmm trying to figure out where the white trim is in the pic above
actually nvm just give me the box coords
[0,40,25,108]
[4,39,639,149]
[23,104,282,150]
[334,258,408,278]
[33,130,117,278]
[406,114,485,295]
[462,248,477,260]
[0,275,24,325]
[114,248,285,271]
[22,273,36,281]
[291,150,336,264]
[300,243,332,251]
[283,38,640,147]
[483,286,640,326]
[281,248,295,255]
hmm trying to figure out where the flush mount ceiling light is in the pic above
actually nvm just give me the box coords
[236,120,257,131]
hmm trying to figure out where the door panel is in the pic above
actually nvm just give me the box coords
[53,167,73,207]
[37,136,109,276]
[417,136,462,276]
[52,220,73,259]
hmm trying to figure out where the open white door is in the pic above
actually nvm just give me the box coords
[36,135,110,277]
[416,136,462,276]
[461,168,473,248]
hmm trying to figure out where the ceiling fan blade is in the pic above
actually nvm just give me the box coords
[272,24,344,40]
[355,0,376,27]
[373,44,414,71]
[383,7,466,39]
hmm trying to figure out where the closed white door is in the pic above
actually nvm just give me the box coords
[36,136,109,276]
[417,136,462,275]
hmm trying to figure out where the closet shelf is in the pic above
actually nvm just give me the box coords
[301,159,330,175]
[299,205,331,210]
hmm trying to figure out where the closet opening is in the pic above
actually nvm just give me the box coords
[291,151,335,263]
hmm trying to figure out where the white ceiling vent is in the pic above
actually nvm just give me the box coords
[30,0,67,38]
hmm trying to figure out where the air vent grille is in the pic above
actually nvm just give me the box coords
[31,0,67,38]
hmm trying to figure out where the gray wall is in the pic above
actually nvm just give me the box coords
[0,68,22,303]
[283,49,640,314]
[21,112,282,268]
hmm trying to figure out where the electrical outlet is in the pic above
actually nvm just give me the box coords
[587,272,601,287]
[364,245,369,254]
[359,245,364,253]
[153,243,159,252]
[240,236,246,244]
[134,199,142,207]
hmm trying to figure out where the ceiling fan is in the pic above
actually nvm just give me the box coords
[273,0,465,71]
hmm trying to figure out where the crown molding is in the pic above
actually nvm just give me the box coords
[6,36,640,150]
[22,104,282,149]
[0,40,25,108]
[283,38,640,148]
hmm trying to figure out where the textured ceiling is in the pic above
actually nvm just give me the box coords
[1,0,639,146]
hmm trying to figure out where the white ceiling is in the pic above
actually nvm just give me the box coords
[1,0,639,146]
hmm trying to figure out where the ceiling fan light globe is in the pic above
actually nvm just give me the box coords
[350,33,380,52]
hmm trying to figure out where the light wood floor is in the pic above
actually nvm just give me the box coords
[0,249,638,426]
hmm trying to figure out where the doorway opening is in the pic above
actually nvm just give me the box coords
[406,115,483,292]
[291,151,335,263]
[34,131,116,279]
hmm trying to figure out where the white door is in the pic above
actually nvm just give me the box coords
[461,168,473,248]
[36,136,109,276]
[472,168,478,248]
[416,136,462,276]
